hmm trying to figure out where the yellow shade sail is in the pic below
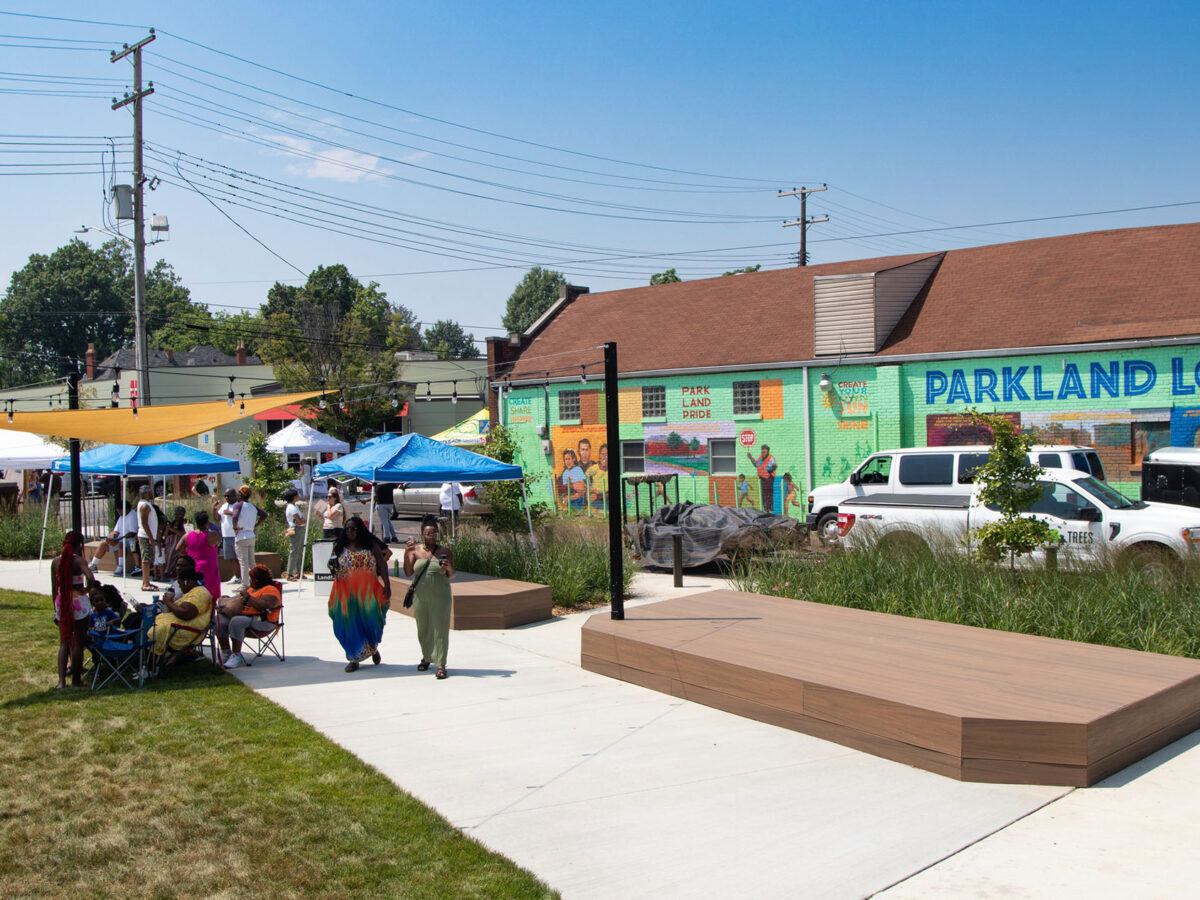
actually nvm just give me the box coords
[0,392,323,445]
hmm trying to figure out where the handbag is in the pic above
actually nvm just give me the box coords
[218,595,245,617]
[402,555,434,608]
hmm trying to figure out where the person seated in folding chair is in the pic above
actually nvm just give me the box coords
[148,557,213,666]
[88,501,139,576]
[216,564,282,670]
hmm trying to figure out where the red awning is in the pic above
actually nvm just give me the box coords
[254,401,407,421]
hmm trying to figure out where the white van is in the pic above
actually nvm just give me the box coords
[806,444,1105,543]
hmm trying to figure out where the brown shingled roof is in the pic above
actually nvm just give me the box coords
[503,223,1200,378]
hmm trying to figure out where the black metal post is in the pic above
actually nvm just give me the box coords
[604,341,623,619]
[67,371,82,533]
[672,533,683,588]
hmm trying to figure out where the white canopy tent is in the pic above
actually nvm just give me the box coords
[264,419,349,455]
[0,429,67,470]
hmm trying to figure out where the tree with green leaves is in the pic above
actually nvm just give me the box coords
[476,424,548,534]
[649,268,682,285]
[257,264,409,449]
[967,410,1058,567]
[245,429,294,509]
[423,319,479,359]
[722,265,761,276]
[502,266,566,334]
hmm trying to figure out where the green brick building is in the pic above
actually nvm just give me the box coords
[486,223,1200,515]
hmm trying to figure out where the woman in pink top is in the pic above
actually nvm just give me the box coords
[176,509,222,599]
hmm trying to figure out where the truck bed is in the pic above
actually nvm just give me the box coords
[841,493,970,510]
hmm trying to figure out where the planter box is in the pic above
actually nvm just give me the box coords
[219,553,281,580]
[388,572,552,630]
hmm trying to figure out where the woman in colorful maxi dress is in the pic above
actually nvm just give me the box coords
[327,516,391,673]
[403,515,456,680]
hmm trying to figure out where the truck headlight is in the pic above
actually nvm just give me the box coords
[1184,527,1200,546]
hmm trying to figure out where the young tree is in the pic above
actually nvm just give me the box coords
[502,266,566,334]
[257,265,408,449]
[476,424,548,534]
[967,410,1059,568]
[245,429,294,509]
[649,268,682,285]
[423,319,479,359]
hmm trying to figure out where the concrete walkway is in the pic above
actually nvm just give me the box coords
[10,558,1199,898]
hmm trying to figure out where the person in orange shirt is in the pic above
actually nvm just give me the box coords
[747,443,777,513]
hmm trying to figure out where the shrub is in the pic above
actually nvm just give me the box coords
[452,524,633,608]
[0,505,65,559]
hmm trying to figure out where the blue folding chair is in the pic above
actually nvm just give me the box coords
[90,604,156,691]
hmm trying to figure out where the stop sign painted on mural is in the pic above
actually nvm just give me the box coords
[738,429,757,447]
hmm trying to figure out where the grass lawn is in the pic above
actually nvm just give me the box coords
[0,589,557,899]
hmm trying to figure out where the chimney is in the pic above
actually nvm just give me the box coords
[85,342,96,380]
[236,339,247,366]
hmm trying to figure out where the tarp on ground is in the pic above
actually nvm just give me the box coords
[0,392,322,445]
[0,430,66,470]
[52,441,242,476]
[430,408,490,446]
[626,503,808,567]
[314,432,521,483]
[265,419,349,455]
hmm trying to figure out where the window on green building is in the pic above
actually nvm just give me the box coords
[622,441,645,473]
[642,385,666,418]
[558,390,580,421]
[709,438,736,475]
[732,380,760,415]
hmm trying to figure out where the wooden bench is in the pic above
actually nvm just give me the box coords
[388,571,552,630]
[582,589,1200,787]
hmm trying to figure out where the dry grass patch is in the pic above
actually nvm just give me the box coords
[0,590,557,899]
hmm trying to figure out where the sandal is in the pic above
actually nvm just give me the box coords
[417,660,430,671]
[436,665,447,680]
[345,661,359,673]
[372,650,381,665]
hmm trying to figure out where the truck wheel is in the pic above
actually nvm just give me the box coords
[1123,544,1178,584]
[876,532,930,558]
[816,512,840,545]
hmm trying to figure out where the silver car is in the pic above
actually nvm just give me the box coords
[390,483,490,517]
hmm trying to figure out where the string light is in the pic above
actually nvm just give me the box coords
[451,381,458,405]
[6,402,12,424]
[580,366,587,384]
[543,370,551,393]
[424,381,432,401]
[318,378,327,409]
[227,375,236,407]
[111,366,120,408]
[239,393,246,416]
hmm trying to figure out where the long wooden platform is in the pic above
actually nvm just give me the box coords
[581,590,1200,786]
[390,571,553,630]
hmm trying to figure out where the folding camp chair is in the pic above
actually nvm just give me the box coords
[241,582,285,664]
[160,613,218,673]
[90,604,155,691]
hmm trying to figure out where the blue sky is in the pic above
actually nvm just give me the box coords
[1,1,1197,344]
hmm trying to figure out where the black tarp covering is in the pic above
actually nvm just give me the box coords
[626,502,808,567]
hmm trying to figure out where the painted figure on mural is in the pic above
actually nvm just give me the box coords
[781,472,800,517]
[588,443,609,511]
[560,448,587,511]
[747,443,777,512]
[822,456,833,478]
[736,473,749,507]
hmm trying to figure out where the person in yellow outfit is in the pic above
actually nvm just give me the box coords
[149,556,213,658]
[587,443,610,511]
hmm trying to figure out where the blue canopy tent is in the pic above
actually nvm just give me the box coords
[50,442,241,583]
[356,432,402,450]
[312,433,535,563]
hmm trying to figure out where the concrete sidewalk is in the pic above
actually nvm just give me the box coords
[9,558,1199,898]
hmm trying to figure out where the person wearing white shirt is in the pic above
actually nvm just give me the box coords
[439,482,464,537]
[283,488,305,581]
[233,485,258,589]
[215,488,241,583]
[135,485,159,591]
[88,501,139,575]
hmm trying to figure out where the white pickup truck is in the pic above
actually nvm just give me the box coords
[836,467,1200,573]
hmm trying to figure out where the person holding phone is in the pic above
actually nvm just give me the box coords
[403,514,455,679]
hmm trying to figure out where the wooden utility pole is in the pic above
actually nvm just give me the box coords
[780,184,828,266]
[111,29,156,406]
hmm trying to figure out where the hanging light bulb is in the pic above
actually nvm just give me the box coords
[451,381,458,405]
[238,393,246,416]
[390,396,399,409]
[131,403,138,417]
[227,376,236,407]
[580,366,587,384]
[318,379,327,409]
[424,382,432,401]
[111,366,121,407]
[5,402,12,424]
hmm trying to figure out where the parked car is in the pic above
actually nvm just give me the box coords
[390,483,490,517]
[806,444,1104,544]
[1142,447,1200,508]
[837,467,1200,576]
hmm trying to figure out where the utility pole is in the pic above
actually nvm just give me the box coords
[111,29,156,406]
[780,184,828,266]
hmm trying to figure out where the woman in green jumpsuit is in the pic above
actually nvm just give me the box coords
[403,515,455,679]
